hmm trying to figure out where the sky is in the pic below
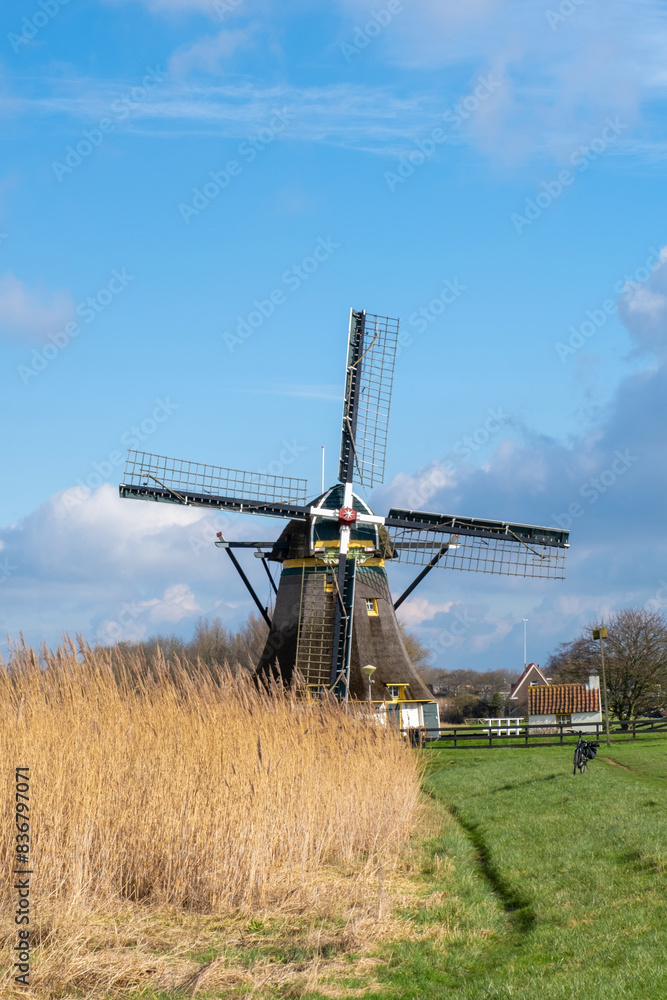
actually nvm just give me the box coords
[2,0,667,674]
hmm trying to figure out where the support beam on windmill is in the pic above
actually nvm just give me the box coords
[119,308,569,723]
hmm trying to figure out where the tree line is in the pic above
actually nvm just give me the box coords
[65,605,667,723]
[546,607,667,723]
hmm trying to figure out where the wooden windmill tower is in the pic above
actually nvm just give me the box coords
[119,310,569,726]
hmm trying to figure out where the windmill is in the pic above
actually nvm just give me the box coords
[119,310,569,728]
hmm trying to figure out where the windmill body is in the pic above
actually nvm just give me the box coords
[256,484,435,710]
[119,309,570,726]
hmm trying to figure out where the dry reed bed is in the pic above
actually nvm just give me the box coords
[0,640,421,996]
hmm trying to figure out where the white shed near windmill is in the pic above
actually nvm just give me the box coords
[528,671,602,733]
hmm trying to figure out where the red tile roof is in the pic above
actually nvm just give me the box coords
[529,683,599,715]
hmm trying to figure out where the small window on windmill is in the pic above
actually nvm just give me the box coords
[366,598,379,616]
[386,684,408,701]
[324,573,334,594]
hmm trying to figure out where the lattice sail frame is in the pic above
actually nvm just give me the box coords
[390,529,568,579]
[348,312,400,488]
[123,450,308,505]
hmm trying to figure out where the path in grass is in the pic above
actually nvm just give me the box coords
[368,742,667,1000]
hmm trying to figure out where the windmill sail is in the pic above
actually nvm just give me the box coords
[385,508,569,579]
[120,450,309,519]
[338,310,400,487]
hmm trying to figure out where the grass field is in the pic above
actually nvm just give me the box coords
[365,740,667,1000]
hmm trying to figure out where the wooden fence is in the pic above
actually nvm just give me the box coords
[403,717,667,749]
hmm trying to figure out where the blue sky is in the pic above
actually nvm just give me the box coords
[2,0,667,673]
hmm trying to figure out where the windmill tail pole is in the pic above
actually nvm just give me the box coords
[393,546,449,611]
[217,536,272,628]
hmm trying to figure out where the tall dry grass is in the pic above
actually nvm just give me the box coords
[0,639,421,995]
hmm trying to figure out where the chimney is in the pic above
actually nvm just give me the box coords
[587,670,600,690]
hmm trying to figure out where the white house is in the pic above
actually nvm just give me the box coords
[528,671,602,732]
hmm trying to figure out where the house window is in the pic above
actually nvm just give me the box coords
[387,685,400,699]
[365,598,379,616]
[556,714,572,726]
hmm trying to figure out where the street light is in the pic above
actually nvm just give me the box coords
[592,627,611,746]
[361,664,376,705]
[522,618,528,669]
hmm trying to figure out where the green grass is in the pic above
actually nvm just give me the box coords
[599,739,667,781]
[359,742,667,1000]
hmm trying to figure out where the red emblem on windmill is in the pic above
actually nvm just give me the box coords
[338,507,357,524]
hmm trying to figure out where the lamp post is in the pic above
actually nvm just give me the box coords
[522,618,528,670]
[592,627,611,746]
[361,664,376,706]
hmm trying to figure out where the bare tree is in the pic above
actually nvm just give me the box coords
[188,614,268,674]
[547,608,667,723]
[398,622,435,683]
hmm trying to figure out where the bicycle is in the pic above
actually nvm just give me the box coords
[571,731,600,775]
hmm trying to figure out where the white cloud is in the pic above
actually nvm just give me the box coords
[618,248,667,356]
[144,583,201,622]
[67,3,667,164]
[0,485,276,651]
[336,0,667,162]
[1,81,442,152]
[395,596,454,627]
[170,28,256,77]
[97,583,201,643]
[372,277,667,672]
[0,272,75,344]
